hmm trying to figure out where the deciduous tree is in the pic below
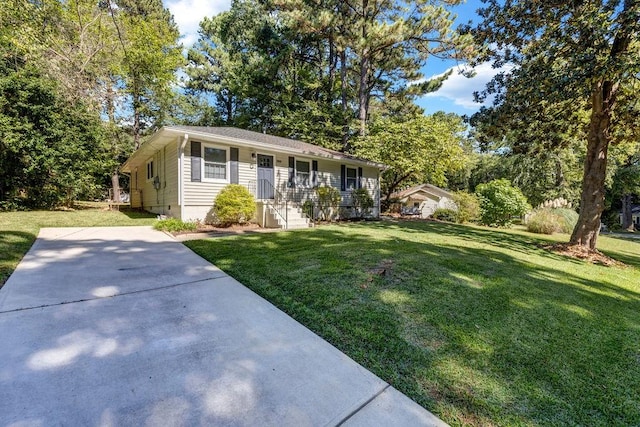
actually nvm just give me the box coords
[473,0,640,249]
[354,113,469,209]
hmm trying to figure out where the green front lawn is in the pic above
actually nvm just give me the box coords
[185,221,640,426]
[0,207,156,286]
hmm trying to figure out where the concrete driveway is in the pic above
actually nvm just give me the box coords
[0,226,446,426]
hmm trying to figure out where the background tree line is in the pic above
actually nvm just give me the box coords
[0,0,183,208]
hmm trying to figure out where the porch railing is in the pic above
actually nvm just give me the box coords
[248,179,289,229]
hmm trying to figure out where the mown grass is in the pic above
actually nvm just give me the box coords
[0,207,156,286]
[185,221,640,426]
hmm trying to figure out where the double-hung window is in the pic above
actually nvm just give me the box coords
[296,160,310,187]
[346,167,357,189]
[204,146,227,181]
[146,159,154,181]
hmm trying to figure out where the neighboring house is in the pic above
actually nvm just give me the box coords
[390,184,456,218]
[120,126,385,229]
[619,205,640,228]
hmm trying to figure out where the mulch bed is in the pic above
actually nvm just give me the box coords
[172,222,262,237]
[542,243,626,267]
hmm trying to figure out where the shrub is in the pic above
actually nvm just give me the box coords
[526,209,561,234]
[601,209,623,232]
[476,179,530,227]
[351,188,374,218]
[451,191,480,223]
[154,218,197,232]
[431,208,458,222]
[316,186,341,221]
[213,184,256,225]
[553,208,579,233]
[527,208,579,235]
[302,200,315,220]
[338,206,353,220]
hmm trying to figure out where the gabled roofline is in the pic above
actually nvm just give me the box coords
[388,184,454,201]
[121,127,386,173]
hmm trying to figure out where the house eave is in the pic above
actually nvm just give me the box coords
[161,126,386,168]
[121,126,387,175]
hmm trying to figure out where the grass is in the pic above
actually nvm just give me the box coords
[0,207,156,286]
[154,217,198,233]
[185,221,640,426]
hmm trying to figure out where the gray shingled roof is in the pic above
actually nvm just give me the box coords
[166,126,383,167]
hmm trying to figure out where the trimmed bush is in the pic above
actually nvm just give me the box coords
[476,179,530,227]
[154,218,197,232]
[431,208,458,222]
[351,188,374,218]
[213,184,256,225]
[527,208,579,235]
[316,186,341,221]
[451,191,480,223]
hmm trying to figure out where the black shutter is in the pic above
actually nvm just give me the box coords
[288,156,295,188]
[230,147,239,184]
[191,141,201,182]
[312,160,318,188]
[357,167,363,189]
[340,164,346,191]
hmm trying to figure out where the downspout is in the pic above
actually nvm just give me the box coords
[377,169,382,217]
[162,146,167,215]
[178,134,189,220]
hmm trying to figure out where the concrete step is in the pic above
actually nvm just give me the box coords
[286,219,309,227]
[266,204,311,229]
[285,222,310,229]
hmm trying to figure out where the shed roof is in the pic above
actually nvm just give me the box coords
[390,184,454,202]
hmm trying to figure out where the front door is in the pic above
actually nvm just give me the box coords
[257,154,274,199]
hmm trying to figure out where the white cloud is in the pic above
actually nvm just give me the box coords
[420,62,514,110]
[166,0,232,48]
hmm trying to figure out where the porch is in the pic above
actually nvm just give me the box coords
[247,180,313,230]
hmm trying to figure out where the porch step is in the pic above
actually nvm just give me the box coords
[265,204,311,230]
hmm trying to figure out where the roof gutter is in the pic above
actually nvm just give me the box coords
[163,127,386,169]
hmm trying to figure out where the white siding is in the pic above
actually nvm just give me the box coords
[179,141,382,220]
[182,143,261,221]
[133,140,179,217]
[404,194,454,218]
[278,156,380,216]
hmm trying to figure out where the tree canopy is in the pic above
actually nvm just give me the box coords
[354,112,470,207]
[186,0,473,150]
[472,0,640,249]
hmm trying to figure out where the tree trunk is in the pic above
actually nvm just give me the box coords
[328,31,335,100]
[381,171,412,212]
[132,77,142,149]
[112,171,121,203]
[357,51,369,139]
[570,83,614,249]
[340,49,349,151]
[621,194,634,231]
[357,0,369,140]
[555,157,565,189]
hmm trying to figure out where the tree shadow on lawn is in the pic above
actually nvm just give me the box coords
[596,235,640,269]
[186,224,640,426]
[375,219,640,269]
[116,208,157,220]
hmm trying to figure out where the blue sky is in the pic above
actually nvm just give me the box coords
[166,0,496,116]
